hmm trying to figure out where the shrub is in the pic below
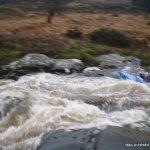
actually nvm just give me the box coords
[111,13,119,17]
[66,28,82,39]
[90,28,134,48]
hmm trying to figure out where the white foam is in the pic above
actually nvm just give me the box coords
[0,73,150,149]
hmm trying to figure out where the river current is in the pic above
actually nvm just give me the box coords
[0,73,150,150]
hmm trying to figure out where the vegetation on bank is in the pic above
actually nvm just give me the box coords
[90,28,134,48]
[0,35,150,68]
[0,9,150,68]
[65,28,82,39]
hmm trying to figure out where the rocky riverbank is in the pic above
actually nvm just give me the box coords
[0,53,146,80]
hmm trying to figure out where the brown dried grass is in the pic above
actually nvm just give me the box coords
[0,13,150,40]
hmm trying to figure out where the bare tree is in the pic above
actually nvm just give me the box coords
[46,0,76,23]
[46,0,64,23]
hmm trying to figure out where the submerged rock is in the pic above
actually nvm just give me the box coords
[38,126,150,150]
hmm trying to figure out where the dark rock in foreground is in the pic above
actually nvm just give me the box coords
[37,126,150,150]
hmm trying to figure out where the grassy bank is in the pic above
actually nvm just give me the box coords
[0,35,150,68]
[0,12,150,68]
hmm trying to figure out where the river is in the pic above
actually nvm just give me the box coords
[0,73,150,150]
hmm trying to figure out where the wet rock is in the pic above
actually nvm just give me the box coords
[83,67,105,76]
[52,59,84,74]
[38,126,150,150]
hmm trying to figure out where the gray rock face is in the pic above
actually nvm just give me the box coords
[0,54,84,79]
[96,53,141,68]
[3,53,55,70]
[38,127,150,150]
[0,53,144,79]
[96,54,126,69]
[52,59,84,73]
[83,67,105,76]
[96,54,144,75]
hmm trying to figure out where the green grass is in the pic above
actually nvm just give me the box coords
[0,42,24,65]
[0,37,149,67]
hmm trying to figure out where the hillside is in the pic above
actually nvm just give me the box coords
[0,0,132,12]
[0,0,149,68]
[0,13,150,38]
[0,12,150,67]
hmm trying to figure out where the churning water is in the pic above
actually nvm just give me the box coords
[0,73,150,150]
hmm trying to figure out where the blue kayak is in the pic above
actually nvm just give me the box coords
[118,71,144,83]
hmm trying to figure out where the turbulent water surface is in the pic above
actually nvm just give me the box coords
[0,73,150,150]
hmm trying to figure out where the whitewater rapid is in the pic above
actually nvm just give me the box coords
[0,73,150,150]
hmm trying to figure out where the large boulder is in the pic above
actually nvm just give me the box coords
[3,53,55,70]
[0,54,84,79]
[96,54,126,69]
[0,53,55,79]
[96,54,143,72]
[94,53,145,77]
[52,59,84,74]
